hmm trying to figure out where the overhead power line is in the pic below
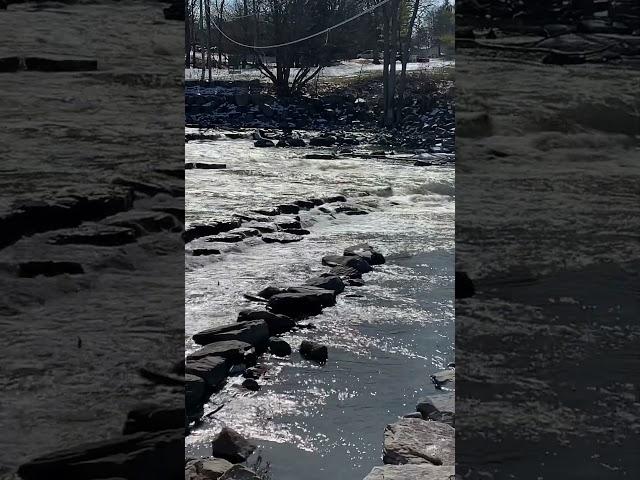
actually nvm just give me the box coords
[211,0,391,50]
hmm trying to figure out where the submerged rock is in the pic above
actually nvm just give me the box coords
[267,292,325,316]
[211,427,256,463]
[254,139,275,148]
[383,419,454,466]
[299,340,328,363]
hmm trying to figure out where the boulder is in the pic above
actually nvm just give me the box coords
[237,309,296,335]
[219,465,261,480]
[243,364,269,380]
[275,218,301,230]
[322,255,372,274]
[187,458,234,479]
[363,464,455,480]
[268,337,292,357]
[383,419,455,466]
[286,138,306,147]
[210,427,256,463]
[277,204,300,214]
[257,286,286,299]
[283,228,310,236]
[299,340,328,363]
[268,292,325,316]
[185,356,230,388]
[187,340,255,365]
[304,274,345,294]
[242,222,276,234]
[343,244,385,265]
[254,139,275,148]
[293,200,315,209]
[329,265,363,279]
[17,430,183,480]
[323,194,347,203]
[193,321,270,349]
[416,392,454,425]
[310,136,336,147]
[123,405,184,435]
[242,378,260,391]
[227,228,260,238]
[184,220,242,243]
[262,233,303,244]
[186,374,206,413]
[285,286,336,307]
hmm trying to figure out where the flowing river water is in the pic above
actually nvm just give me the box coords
[185,133,455,479]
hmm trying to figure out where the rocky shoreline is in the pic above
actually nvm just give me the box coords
[361,365,456,479]
[185,72,454,154]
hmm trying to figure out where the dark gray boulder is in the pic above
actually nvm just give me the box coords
[237,309,296,335]
[186,374,206,416]
[187,340,255,365]
[329,265,363,279]
[192,321,270,349]
[304,274,345,294]
[285,286,336,307]
[192,248,221,256]
[257,286,286,299]
[211,427,256,463]
[48,224,136,246]
[268,337,292,357]
[242,378,260,391]
[322,255,372,274]
[277,204,300,214]
[343,244,385,265]
[254,139,275,148]
[267,292,325,316]
[430,369,455,390]
[299,340,328,363]
[185,356,230,388]
[219,465,262,480]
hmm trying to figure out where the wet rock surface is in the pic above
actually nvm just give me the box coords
[382,419,455,466]
[210,427,256,463]
[363,464,455,480]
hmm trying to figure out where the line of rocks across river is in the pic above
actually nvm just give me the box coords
[185,243,386,479]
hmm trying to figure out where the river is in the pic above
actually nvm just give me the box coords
[185,133,455,479]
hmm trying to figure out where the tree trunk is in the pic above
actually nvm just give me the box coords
[199,0,205,82]
[206,0,212,81]
[398,0,421,108]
